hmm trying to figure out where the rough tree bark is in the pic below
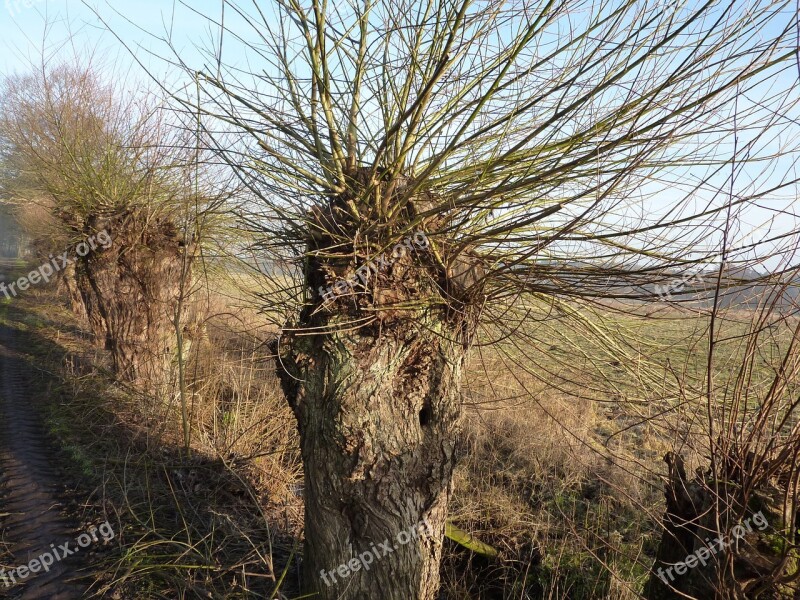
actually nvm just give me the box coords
[274,173,482,599]
[73,212,191,389]
[645,452,792,600]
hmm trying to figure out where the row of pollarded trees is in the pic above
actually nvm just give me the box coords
[0,62,224,402]
[158,0,800,598]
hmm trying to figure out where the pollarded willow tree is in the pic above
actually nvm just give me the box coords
[159,0,799,597]
[0,62,226,395]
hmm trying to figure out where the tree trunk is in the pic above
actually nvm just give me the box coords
[73,212,190,391]
[645,452,793,599]
[275,170,484,598]
[276,168,483,600]
[644,453,706,600]
[277,312,468,599]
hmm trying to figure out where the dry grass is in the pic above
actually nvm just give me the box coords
[441,340,665,599]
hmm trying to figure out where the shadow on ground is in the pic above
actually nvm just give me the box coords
[0,275,300,599]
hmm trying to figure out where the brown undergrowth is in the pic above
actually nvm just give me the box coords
[6,271,732,600]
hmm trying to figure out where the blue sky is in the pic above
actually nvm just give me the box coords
[1,1,798,269]
[1,1,214,85]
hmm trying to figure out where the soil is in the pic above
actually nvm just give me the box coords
[0,267,94,599]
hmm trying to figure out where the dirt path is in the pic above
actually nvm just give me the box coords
[0,320,91,599]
